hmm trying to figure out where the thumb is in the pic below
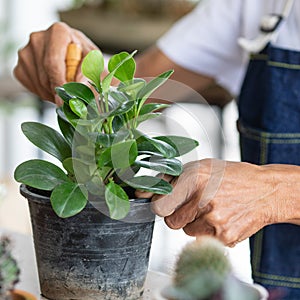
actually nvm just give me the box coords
[151,176,188,217]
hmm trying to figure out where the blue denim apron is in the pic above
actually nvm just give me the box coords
[238,43,300,299]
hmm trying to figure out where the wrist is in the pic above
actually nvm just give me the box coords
[262,164,300,224]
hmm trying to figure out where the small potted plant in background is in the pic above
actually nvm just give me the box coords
[14,49,198,299]
[0,236,37,300]
[162,236,268,300]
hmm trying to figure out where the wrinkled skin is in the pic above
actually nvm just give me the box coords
[137,159,300,247]
[14,22,98,105]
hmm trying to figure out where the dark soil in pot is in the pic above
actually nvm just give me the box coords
[20,184,155,300]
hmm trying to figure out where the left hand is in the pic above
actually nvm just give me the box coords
[144,159,286,247]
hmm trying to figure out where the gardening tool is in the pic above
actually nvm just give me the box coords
[65,42,82,82]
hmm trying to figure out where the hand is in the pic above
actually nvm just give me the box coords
[149,159,288,247]
[14,22,98,105]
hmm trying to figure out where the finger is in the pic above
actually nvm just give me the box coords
[151,176,180,216]
[14,46,54,101]
[183,213,216,237]
[43,23,76,97]
[164,193,211,229]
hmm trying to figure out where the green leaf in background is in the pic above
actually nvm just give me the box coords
[81,50,104,91]
[125,176,173,194]
[135,156,183,176]
[155,136,199,156]
[21,122,71,162]
[14,159,70,190]
[108,51,136,82]
[105,181,130,220]
[50,182,88,218]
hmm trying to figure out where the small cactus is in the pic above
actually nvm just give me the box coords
[171,236,231,300]
[0,236,20,299]
[163,236,261,300]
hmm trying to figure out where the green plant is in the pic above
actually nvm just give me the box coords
[164,237,261,300]
[0,237,20,299]
[14,50,198,220]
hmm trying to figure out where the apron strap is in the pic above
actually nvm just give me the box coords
[238,0,294,53]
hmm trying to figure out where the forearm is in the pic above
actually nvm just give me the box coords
[263,163,300,225]
[136,47,232,107]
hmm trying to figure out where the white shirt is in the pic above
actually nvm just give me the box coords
[157,0,300,96]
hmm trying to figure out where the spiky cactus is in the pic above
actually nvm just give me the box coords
[164,236,261,300]
[0,236,20,299]
[171,236,231,300]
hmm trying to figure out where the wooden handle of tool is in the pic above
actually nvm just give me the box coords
[65,43,82,82]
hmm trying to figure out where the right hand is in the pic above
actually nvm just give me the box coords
[14,22,99,105]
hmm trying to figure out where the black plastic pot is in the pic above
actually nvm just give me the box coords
[20,184,155,300]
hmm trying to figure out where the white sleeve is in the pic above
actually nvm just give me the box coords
[157,0,246,96]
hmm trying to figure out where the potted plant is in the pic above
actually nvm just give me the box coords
[14,49,199,299]
[162,236,268,300]
[0,236,37,300]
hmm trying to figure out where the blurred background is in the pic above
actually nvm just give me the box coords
[0,0,251,294]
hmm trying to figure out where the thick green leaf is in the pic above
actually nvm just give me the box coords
[112,115,126,132]
[117,79,146,98]
[109,90,129,105]
[14,159,69,190]
[85,175,106,196]
[21,122,71,162]
[69,98,88,118]
[63,103,79,127]
[55,86,73,103]
[108,51,136,82]
[63,104,90,136]
[155,136,199,156]
[105,181,130,220]
[63,157,96,183]
[139,103,170,115]
[137,70,174,107]
[62,82,95,105]
[57,112,75,145]
[50,182,88,218]
[114,165,140,183]
[135,156,183,176]
[89,130,130,147]
[108,100,135,117]
[98,139,138,169]
[125,176,173,194]
[102,51,136,93]
[134,112,161,126]
[137,134,177,158]
[81,50,104,91]
[62,83,98,116]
